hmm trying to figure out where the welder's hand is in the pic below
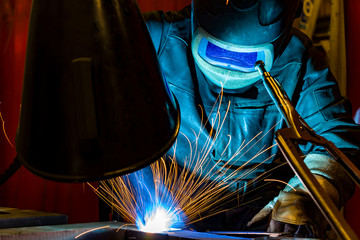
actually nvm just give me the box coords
[247,175,342,238]
[269,190,327,237]
[247,190,326,238]
[248,153,354,238]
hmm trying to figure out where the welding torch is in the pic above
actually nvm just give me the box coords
[255,60,360,240]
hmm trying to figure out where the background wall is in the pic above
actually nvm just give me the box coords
[0,0,359,235]
[343,0,360,237]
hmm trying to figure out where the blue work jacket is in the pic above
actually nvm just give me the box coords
[143,6,360,193]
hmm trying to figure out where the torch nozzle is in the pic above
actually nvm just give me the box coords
[255,60,266,75]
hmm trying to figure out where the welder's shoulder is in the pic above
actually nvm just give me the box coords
[279,28,326,67]
[290,28,330,73]
[290,27,313,47]
[142,6,192,52]
[142,5,191,25]
[278,28,331,85]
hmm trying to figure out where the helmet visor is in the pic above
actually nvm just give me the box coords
[196,29,274,73]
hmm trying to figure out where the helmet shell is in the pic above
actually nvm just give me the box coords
[193,0,302,46]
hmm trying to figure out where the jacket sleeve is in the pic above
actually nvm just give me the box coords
[143,11,167,54]
[143,6,191,55]
[292,42,360,203]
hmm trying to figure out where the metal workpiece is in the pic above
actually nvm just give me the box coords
[255,60,360,240]
[0,221,319,240]
[0,207,68,229]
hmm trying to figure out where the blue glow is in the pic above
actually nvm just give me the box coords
[128,168,185,232]
[206,42,257,70]
[198,38,265,72]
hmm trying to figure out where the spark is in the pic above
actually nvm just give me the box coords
[75,225,110,239]
[220,134,232,157]
[116,223,135,232]
[226,0,229,6]
[264,178,296,191]
[0,102,14,148]
[89,87,287,233]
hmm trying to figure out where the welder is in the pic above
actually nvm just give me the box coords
[140,0,360,238]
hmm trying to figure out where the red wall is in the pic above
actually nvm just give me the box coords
[344,0,360,115]
[344,0,360,236]
[137,0,191,11]
[0,0,359,234]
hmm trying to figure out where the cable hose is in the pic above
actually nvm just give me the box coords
[0,156,22,186]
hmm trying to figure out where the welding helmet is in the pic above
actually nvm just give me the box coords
[191,0,302,90]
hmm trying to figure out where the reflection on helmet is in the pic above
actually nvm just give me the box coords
[191,0,301,90]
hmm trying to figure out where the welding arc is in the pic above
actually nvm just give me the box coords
[0,156,22,186]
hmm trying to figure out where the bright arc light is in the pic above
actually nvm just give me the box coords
[137,206,178,233]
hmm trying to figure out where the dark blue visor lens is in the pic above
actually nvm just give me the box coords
[198,39,265,72]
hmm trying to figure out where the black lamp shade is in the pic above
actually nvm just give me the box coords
[15,0,180,182]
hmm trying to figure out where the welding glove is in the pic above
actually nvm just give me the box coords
[247,153,354,238]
